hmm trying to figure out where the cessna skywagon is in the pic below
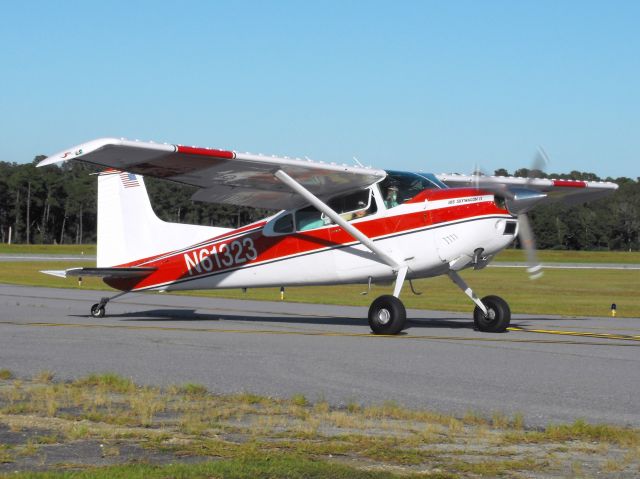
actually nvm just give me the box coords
[39,138,618,334]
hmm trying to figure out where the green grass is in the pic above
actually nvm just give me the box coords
[494,248,640,264]
[291,393,309,407]
[3,243,638,263]
[7,455,444,479]
[0,244,96,255]
[544,419,640,447]
[0,259,638,317]
[178,383,209,397]
[1,373,638,477]
[0,261,107,290]
[179,267,640,318]
[73,372,135,393]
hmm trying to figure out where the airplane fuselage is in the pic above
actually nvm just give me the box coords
[105,187,517,293]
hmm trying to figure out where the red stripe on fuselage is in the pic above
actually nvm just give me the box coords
[106,192,510,291]
[113,220,268,269]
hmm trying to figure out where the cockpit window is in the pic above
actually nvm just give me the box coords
[273,213,294,233]
[328,190,370,214]
[296,190,377,231]
[267,188,381,236]
[379,170,444,208]
[295,206,325,231]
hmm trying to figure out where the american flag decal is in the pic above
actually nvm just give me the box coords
[119,172,140,188]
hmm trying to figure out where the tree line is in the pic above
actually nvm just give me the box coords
[1,157,638,251]
[0,158,269,245]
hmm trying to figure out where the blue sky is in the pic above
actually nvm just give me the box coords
[1,1,638,179]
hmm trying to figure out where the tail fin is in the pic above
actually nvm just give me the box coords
[97,170,231,267]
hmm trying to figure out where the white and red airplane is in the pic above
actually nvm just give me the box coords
[38,138,618,334]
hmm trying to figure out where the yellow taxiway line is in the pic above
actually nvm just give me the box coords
[508,326,640,342]
[1,320,639,347]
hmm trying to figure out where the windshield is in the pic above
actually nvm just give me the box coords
[378,170,445,208]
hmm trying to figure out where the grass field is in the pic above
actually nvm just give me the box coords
[0,244,96,255]
[2,243,639,263]
[0,259,638,317]
[493,248,640,264]
[1,371,639,477]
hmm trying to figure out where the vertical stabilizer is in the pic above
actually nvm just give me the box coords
[97,171,231,267]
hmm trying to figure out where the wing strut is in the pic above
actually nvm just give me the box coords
[273,169,402,271]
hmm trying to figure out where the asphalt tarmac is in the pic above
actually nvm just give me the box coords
[1,284,639,428]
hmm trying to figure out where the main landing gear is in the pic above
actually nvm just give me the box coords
[367,269,511,335]
[368,266,408,335]
[368,295,406,335]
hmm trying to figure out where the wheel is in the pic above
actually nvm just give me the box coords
[90,303,106,318]
[473,295,510,332]
[368,295,406,335]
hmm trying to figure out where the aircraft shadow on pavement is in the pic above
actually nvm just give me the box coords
[408,318,476,329]
[93,309,372,328]
[70,309,570,331]
[72,309,497,331]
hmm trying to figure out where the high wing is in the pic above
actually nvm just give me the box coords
[436,173,618,204]
[38,138,386,210]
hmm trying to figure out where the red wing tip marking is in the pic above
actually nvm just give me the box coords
[552,179,587,188]
[176,145,235,159]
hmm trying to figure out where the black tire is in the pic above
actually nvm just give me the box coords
[90,303,105,318]
[368,295,406,335]
[473,295,510,332]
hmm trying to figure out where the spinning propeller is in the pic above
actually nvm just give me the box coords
[472,148,550,280]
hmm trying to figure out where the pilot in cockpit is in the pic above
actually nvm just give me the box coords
[384,185,399,208]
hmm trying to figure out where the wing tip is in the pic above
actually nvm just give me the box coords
[37,137,119,167]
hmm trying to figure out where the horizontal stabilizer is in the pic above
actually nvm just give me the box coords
[41,267,156,279]
[41,270,68,278]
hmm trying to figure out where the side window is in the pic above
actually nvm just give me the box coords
[296,206,325,231]
[326,189,376,223]
[267,189,378,236]
[343,195,377,221]
[273,213,294,233]
[328,190,370,214]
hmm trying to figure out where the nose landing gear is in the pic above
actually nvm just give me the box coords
[473,295,511,332]
[448,270,511,332]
